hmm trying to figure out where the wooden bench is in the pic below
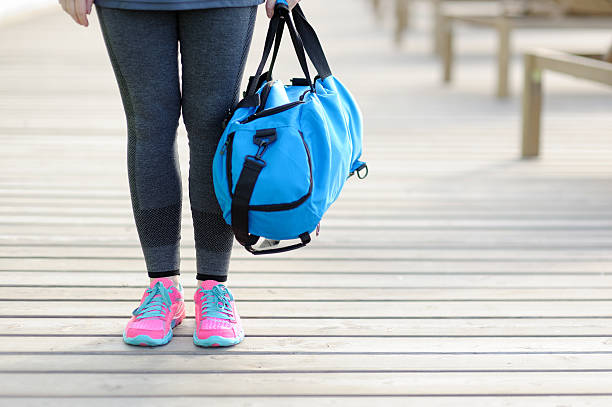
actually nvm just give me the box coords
[391,0,498,47]
[521,48,612,158]
[368,0,412,45]
[440,14,612,97]
[431,0,500,53]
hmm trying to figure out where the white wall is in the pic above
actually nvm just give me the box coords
[0,0,56,21]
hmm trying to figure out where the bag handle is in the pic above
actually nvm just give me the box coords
[246,233,311,255]
[291,5,332,79]
[266,14,285,82]
[245,3,313,98]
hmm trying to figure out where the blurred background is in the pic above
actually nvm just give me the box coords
[0,0,55,22]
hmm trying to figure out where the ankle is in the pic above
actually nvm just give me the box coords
[150,275,181,286]
[196,274,227,285]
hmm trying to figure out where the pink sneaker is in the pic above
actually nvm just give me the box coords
[193,280,244,347]
[123,277,185,347]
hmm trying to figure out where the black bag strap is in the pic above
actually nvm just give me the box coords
[231,152,312,255]
[243,12,282,100]
[231,157,264,249]
[283,7,314,90]
[248,232,311,255]
[291,5,332,79]
[266,15,285,82]
[245,4,313,98]
[241,3,334,109]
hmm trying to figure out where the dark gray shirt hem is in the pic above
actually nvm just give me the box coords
[93,0,264,11]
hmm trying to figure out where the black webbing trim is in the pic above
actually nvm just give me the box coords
[231,157,265,248]
[292,5,332,79]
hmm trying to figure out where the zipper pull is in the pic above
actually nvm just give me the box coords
[221,107,233,130]
[220,138,230,155]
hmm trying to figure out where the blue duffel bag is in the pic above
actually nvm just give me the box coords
[212,1,368,254]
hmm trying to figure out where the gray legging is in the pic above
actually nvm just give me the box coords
[95,5,258,282]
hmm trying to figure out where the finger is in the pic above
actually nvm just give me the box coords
[65,0,78,24]
[75,0,88,26]
[86,0,94,14]
[266,0,275,18]
[59,0,68,12]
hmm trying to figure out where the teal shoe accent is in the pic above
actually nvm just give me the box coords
[131,281,172,320]
[195,284,235,320]
[123,306,183,347]
[193,284,243,347]
[123,328,173,347]
[193,330,245,347]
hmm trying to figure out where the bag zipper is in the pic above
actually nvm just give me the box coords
[240,100,304,124]
[225,130,313,212]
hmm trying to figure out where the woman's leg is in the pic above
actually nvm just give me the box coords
[178,6,258,283]
[96,6,186,347]
[96,6,183,280]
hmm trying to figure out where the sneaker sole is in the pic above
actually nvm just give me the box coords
[123,305,186,347]
[193,330,245,347]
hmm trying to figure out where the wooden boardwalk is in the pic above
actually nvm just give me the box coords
[1,1,612,405]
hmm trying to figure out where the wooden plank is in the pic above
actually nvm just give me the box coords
[3,205,612,218]
[5,396,612,407]
[6,218,610,229]
[2,336,612,354]
[2,372,612,396]
[5,317,612,336]
[3,353,612,372]
[2,198,612,210]
[2,271,612,287]
[6,258,612,274]
[4,246,612,261]
[2,300,612,317]
[3,228,612,243]
[6,286,612,300]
